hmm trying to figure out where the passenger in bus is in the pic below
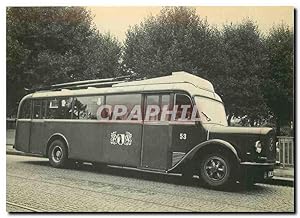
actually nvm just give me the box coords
[63,98,74,119]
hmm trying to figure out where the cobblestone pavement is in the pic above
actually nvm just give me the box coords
[7,154,294,212]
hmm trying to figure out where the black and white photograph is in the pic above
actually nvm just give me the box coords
[4,2,295,213]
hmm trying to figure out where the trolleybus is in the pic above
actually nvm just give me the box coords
[14,71,277,189]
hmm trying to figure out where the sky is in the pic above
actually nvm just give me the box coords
[87,6,294,42]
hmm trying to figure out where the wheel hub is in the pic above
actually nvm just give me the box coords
[204,156,227,181]
[56,150,62,158]
[52,146,63,163]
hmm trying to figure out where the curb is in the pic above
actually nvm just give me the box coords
[6,150,294,187]
[6,150,42,158]
[261,177,294,187]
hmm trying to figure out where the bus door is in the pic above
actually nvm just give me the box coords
[15,99,31,153]
[29,99,47,154]
[141,94,171,171]
[101,94,143,167]
[170,93,206,167]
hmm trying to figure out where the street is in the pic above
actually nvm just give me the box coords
[7,154,294,212]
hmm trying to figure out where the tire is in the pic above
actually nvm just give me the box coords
[48,139,68,168]
[199,152,234,189]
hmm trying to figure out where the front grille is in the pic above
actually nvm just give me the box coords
[261,134,276,162]
[269,137,275,152]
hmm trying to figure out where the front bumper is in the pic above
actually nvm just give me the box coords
[240,162,275,167]
[240,162,275,181]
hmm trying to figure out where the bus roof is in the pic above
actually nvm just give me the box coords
[113,71,214,92]
[28,71,222,102]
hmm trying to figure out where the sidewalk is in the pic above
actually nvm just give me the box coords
[271,166,294,187]
[274,167,294,179]
[6,145,41,157]
[6,129,15,145]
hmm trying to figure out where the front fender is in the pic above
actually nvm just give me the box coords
[167,139,241,173]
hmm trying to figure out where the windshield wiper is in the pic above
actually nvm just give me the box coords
[201,112,211,122]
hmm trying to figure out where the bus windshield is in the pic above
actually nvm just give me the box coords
[195,96,228,126]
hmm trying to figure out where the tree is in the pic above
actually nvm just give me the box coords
[123,7,222,79]
[123,8,271,126]
[219,20,270,126]
[7,7,122,117]
[263,24,294,134]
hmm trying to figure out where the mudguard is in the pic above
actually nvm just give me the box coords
[167,139,241,173]
[45,133,70,156]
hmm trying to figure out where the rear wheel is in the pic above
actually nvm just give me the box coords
[199,152,234,189]
[48,139,68,168]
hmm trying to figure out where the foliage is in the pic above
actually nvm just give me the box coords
[279,125,294,136]
[219,20,270,125]
[123,7,276,126]
[123,7,222,79]
[7,7,122,117]
[263,24,294,131]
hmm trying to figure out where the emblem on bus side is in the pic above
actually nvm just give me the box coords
[110,131,133,146]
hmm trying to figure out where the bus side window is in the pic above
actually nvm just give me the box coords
[73,96,103,120]
[46,98,58,119]
[106,94,141,121]
[175,94,193,120]
[145,94,171,121]
[161,94,171,121]
[59,97,73,119]
[46,97,73,119]
[33,100,43,119]
[145,95,160,121]
[41,100,47,119]
[19,99,31,119]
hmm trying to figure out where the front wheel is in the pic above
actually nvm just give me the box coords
[199,152,235,189]
[48,139,68,168]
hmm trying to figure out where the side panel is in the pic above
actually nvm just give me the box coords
[140,93,173,170]
[15,96,32,153]
[43,120,104,162]
[102,122,143,167]
[15,119,31,153]
[29,119,45,154]
[170,122,206,166]
[43,120,143,166]
[141,123,171,170]
[169,93,207,167]
[29,99,48,154]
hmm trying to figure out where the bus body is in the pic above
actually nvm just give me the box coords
[14,71,277,189]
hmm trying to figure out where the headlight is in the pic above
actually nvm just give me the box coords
[255,141,262,153]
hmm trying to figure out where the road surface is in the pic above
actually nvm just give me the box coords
[6,154,294,212]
